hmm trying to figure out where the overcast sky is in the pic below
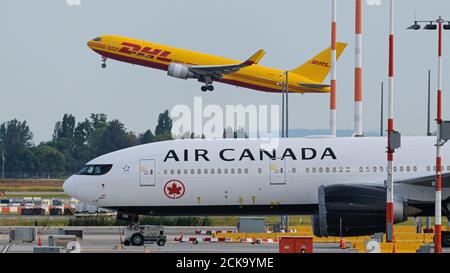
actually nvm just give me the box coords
[1,0,449,143]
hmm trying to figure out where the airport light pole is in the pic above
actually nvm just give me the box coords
[408,16,450,254]
[285,71,289,138]
[380,82,384,137]
[386,0,397,245]
[354,0,363,137]
[329,0,337,137]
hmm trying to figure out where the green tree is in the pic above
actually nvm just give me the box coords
[154,110,173,141]
[140,130,155,144]
[0,119,34,177]
[31,145,67,177]
[95,119,138,156]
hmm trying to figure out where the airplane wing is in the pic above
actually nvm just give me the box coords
[188,49,265,78]
[395,172,450,188]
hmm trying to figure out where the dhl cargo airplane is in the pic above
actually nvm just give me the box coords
[87,35,347,93]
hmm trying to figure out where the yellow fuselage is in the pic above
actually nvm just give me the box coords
[87,35,329,94]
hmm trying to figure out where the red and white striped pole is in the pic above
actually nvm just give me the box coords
[435,16,443,254]
[354,0,363,137]
[386,0,395,244]
[330,0,337,136]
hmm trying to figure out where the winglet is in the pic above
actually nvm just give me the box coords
[242,49,266,66]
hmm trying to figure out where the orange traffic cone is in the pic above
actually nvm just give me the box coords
[340,238,346,249]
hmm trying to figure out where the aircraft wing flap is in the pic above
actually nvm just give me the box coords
[188,49,265,78]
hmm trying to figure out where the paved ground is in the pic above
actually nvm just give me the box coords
[0,226,357,253]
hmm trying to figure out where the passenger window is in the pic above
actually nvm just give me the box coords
[258,168,262,174]
[325,167,330,173]
[197,169,201,175]
[427,166,431,172]
[359,167,364,173]
[312,167,317,173]
[379,167,384,173]
[204,169,208,174]
[244,168,249,174]
[191,169,195,175]
[339,167,343,173]
[332,167,337,173]
[231,168,235,174]
[164,169,168,175]
[406,166,411,172]
[211,169,215,175]
[184,169,188,175]
[292,168,296,174]
[218,169,222,174]
[346,167,351,173]
[224,168,229,174]
[305,168,310,173]
[170,169,174,175]
[237,168,242,174]
[372,167,377,173]
[413,166,418,172]
[400,166,404,172]
[319,167,323,173]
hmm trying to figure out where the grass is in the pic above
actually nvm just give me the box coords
[0,186,64,192]
[0,215,448,228]
[0,218,69,227]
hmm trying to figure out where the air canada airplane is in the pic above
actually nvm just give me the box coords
[63,136,450,237]
[87,35,347,93]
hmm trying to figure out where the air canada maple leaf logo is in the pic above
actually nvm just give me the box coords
[164,180,185,199]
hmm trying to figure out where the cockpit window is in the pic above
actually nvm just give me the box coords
[77,164,112,176]
[93,37,102,42]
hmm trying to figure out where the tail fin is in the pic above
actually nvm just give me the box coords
[290,42,347,83]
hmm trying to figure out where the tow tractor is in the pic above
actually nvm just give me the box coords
[118,212,167,247]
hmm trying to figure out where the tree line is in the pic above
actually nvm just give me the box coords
[0,111,173,179]
[0,111,249,179]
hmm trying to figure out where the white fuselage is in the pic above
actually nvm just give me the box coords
[63,136,449,216]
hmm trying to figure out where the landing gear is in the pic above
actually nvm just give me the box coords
[201,84,214,92]
[101,56,107,69]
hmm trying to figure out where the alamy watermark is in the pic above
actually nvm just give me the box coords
[171,97,281,149]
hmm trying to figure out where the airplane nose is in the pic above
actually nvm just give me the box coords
[63,176,76,198]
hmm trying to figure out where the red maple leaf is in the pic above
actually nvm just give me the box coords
[167,182,182,195]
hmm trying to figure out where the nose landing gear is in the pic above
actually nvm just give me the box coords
[101,56,107,69]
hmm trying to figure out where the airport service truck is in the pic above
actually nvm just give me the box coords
[123,225,166,247]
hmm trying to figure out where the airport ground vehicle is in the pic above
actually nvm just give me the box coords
[123,225,166,246]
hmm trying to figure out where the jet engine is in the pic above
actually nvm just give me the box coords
[312,184,420,237]
[167,63,195,79]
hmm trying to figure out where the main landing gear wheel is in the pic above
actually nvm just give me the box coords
[201,85,214,92]
[101,63,107,69]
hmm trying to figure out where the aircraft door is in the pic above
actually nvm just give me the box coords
[269,158,286,185]
[139,159,156,186]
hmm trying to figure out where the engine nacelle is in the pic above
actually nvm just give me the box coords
[312,184,419,237]
[167,63,195,79]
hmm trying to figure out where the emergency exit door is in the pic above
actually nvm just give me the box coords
[269,158,286,185]
[139,159,156,186]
